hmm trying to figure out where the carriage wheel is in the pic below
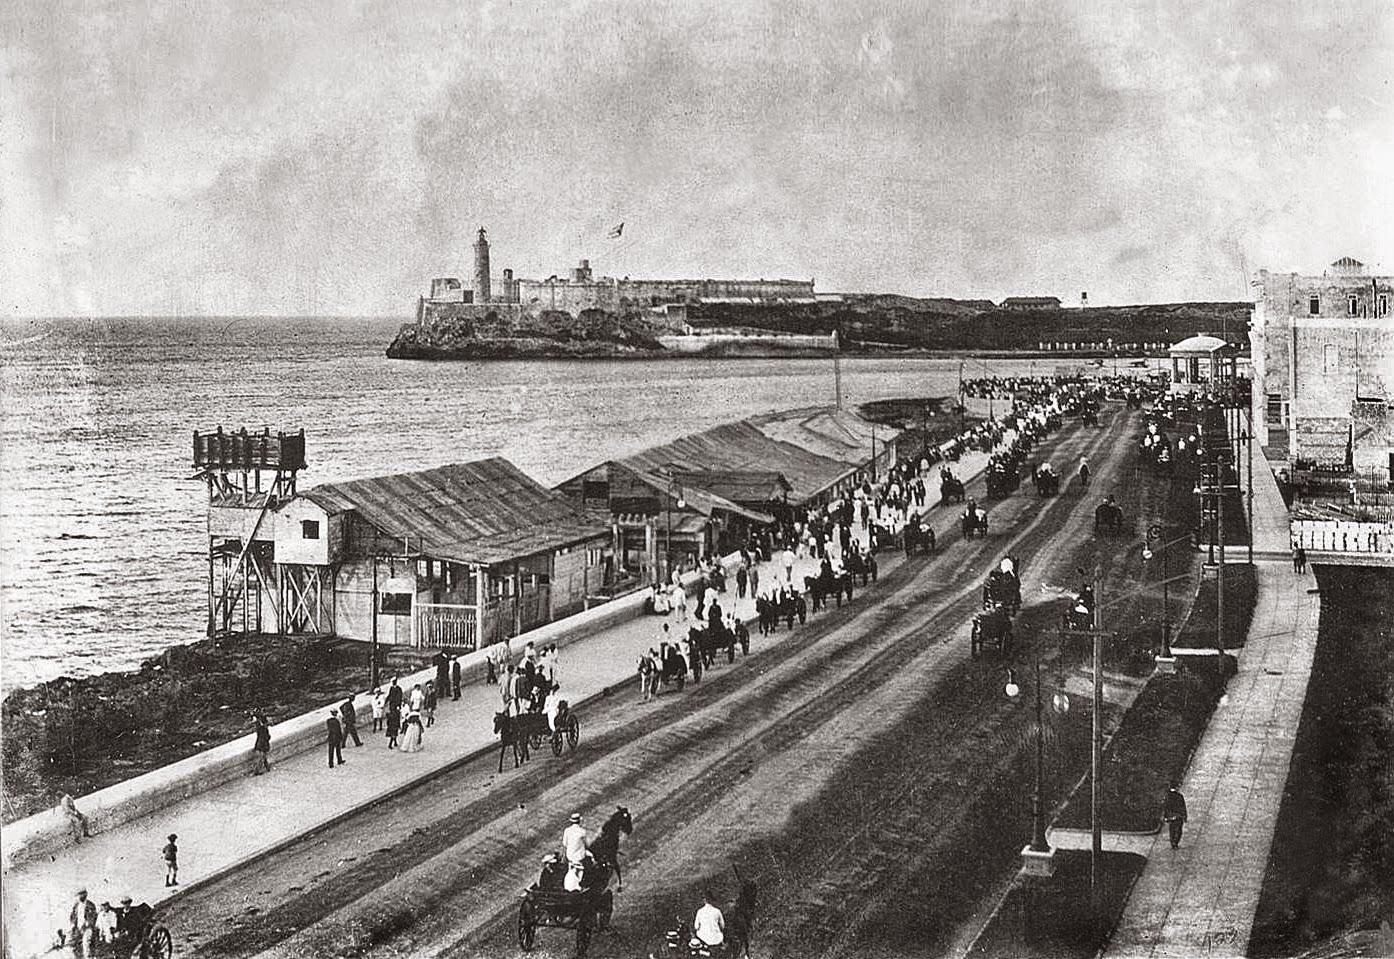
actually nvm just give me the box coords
[140,926,173,959]
[551,728,564,757]
[596,890,614,931]
[567,716,580,752]
[518,901,537,951]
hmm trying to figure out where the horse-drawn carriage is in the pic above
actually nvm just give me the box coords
[940,473,965,504]
[493,704,581,771]
[903,514,936,556]
[1094,497,1125,535]
[984,464,1015,499]
[518,808,632,958]
[661,869,759,959]
[982,558,1022,615]
[1061,586,1096,631]
[961,506,989,539]
[1081,405,1100,426]
[55,902,172,959]
[1033,464,1060,497]
[971,603,1014,659]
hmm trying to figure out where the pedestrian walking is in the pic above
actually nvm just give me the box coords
[424,681,438,727]
[735,564,748,599]
[435,649,451,698]
[409,683,425,713]
[251,713,271,775]
[400,710,424,753]
[1293,545,1307,574]
[1162,781,1188,848]
[69,888,98,956]
[485,646,498,685]
[782,546,795,583]
[502,664,517,714]
[748,564,759,599]
[326,710,345,768]
[386,701,401,749]
[386,676,403,715]
[340,695,363,747]
[371,687,385,732]
[162,834,179,886]
[451,656,462,700]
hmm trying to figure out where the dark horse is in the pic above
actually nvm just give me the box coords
[726,866,760,959]
[493,711,546,772]
[586,806,634,891]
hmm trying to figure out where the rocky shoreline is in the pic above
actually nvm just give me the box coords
[1,634,375,823]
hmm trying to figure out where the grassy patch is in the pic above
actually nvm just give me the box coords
[1,634,371,822]
[1249,567,1394,957]
[1172,562,1258,651]
[967,850,1147,958]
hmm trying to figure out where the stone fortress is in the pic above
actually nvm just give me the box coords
[416,227,818,325]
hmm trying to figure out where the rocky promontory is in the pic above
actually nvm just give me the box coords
[387,306,667,359]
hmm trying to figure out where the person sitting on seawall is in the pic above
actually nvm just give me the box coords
[692,890,726,951]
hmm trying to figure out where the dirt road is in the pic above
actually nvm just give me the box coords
[155,408,1142,959]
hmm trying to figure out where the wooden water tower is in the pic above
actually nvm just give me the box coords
[192,428,306,637]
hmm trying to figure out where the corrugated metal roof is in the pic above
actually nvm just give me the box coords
[671,470,792,504]
[620,465,775,524]
[300,458,609,566]
[618,418,860,504]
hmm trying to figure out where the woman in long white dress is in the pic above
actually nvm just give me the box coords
[399,711,424,753]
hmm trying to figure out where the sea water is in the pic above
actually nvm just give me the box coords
[0,315,1061,692]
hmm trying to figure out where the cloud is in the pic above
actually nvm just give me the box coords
[2,0,1392,315]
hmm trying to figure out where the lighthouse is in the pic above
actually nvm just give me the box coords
[473,227,491,304]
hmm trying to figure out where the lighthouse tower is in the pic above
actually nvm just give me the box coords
[473,227,491,303]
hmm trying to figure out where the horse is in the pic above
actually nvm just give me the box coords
[1079,461,1092,486]
[1033,466,1059,497]
[803,574,826,612]
[1094,499,1124,535]
[586,806,634,891]
[961,508,988,539]
[493,711,533,772]
[726,866,760,959]
[971,604,1014,659]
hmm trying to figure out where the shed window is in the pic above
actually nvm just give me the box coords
[1308,295,1320,316]
[1380,294,1388,317]
[1266,394,1283,419]
[380,592,411,615]
[301,520,320,540]
[1347,294,1359,317]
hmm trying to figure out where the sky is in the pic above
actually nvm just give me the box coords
[2,0,1392,317]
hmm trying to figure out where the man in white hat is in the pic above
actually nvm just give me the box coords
[562,812,588,865]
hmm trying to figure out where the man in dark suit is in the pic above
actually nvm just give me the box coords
[340,695,362,747]
[326,710,345,768]
[386,676,403,714]
[1163,781,1188,848]
[451,656,462,700]
[435,651,451,698]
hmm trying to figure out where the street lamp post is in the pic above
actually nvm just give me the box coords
[1146,525,1176,674]
[665,480,686,586]
[1007,654,1057,879]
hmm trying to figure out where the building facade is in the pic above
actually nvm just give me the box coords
[1250,257,1393,477]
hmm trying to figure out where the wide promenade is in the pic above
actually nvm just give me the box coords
[4,438,1014,958]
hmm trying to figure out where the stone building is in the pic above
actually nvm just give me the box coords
[420,228,815,315]
[1250,257,1393,478]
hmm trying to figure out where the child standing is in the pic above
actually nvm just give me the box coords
[162,834,179,887]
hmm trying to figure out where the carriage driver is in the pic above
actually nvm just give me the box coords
[692,890,726,951]
[562,812,589,865]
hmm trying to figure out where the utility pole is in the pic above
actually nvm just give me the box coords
[1246,419,1254,566]
[1217,436,1226,660]
[1091,566,1103,921]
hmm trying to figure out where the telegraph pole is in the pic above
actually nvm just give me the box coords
[1217,437,1226,660]
[1246,420,1254,565]
[1091,566,1103,920]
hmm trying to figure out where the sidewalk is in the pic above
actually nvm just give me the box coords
[1102,559,1322,958]
[3,447,998,958]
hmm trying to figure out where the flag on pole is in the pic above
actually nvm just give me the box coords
[608,222,624,239]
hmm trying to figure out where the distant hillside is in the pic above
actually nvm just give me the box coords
[689,297,1253,352]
